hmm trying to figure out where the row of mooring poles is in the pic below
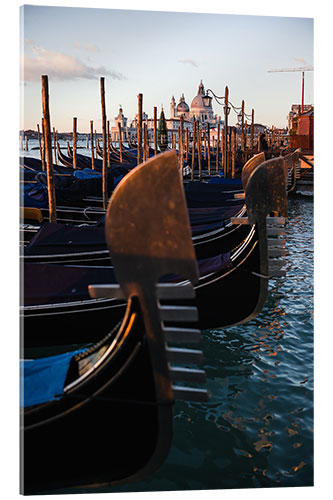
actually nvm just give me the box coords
[39,75,111,222]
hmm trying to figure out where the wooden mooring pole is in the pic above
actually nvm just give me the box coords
[206,123,211,176]
[107,120,111,167]
[53,127,57,165]
[72,117,77,169]
[197,121,202,181]
[118,121,123,163]
[137,93,143,165]
[223,86,229,178]
[90,120,95,170]
[37,123,43,166]
[153,106,158,155]
[100,77,108,210]
[191,119,196,181]
[185,128,189,164]
[179,115,184,173]
[251,109,254,150]
[41,120,46,171]
[216,122,220,173]
[241,100,245,153]
[231,129,236,178]
[41,75,56,222]
[142,122,147,162]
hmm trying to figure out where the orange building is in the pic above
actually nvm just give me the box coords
[289,107,314,151]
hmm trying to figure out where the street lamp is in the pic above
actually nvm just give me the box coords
[202,91,213,108]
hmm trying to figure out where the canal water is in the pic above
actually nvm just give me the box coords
[89,197,314,494]
[21,145,314,494]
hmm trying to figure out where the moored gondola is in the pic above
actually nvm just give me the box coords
[21,150,207,494]
[22,154,288,349]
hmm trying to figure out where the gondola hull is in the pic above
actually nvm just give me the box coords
[22,224,264,349]
[22,300,172,494]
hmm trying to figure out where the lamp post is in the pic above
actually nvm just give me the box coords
[203,87,253,177]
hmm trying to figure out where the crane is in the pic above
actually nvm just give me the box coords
[268,66,314,113]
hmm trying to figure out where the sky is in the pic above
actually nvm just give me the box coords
[20,3,314,132]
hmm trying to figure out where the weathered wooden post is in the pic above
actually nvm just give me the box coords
[179,115,184,172]
[137,93,143,165]
[90,120,95,170]
[118,121,123,163]
[231,129,236,178]
[53,127,57,164]
[201,130,207,160]
[223,86,229,178]
[100,77,108,210]
[142,122,147,161]
[206,123,211,176]
[41,75,56,223]
[191,119,196,180]
[153,106,158,155]
[25,136,28,151]
[37,123,43,166]
[107,120,110,167]
[251,109,254,150]
[241,100,245,154]
[146,122,150,159]
[216,122,220,173]
[72,117,77,169]
[185,128,189,163]
[41,120,46,171]
[197,121,202,181]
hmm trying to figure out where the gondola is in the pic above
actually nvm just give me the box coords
[21,151,207,494]
[23,198,248,263]
[22,154,288,349]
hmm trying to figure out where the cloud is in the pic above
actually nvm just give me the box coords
[178,58,198,67]
[294,58,307,66]
[73,42,100,53]
[22,43,125,82]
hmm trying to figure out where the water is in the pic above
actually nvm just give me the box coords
[74,199,314,493]
[22,145,314,492]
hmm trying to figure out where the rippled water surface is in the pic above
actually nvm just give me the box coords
[70,197,313,494]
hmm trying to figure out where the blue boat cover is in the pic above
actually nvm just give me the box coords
[21,348,84,408]
[208,177,242,185]
[73,168,102,179]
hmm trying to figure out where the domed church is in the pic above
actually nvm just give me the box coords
[170,81,223,130]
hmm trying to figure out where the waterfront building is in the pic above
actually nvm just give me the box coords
[287,104,313,131]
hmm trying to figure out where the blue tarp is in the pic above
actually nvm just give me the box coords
[21,348,84,408]
[208,177,242,185]
[73,168,102,180]
[23,182,48,208]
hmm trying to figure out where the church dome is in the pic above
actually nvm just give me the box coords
[190,81,211,111]
[176,93,189,114]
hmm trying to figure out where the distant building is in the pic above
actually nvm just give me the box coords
[289,107,314,151]
[287,104,313,131]
[117,81,225,143]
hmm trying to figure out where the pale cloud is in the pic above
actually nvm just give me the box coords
[22,43,125,82]
[294,58,307,65]
[178,58,198,67]
[73,42,100,53]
